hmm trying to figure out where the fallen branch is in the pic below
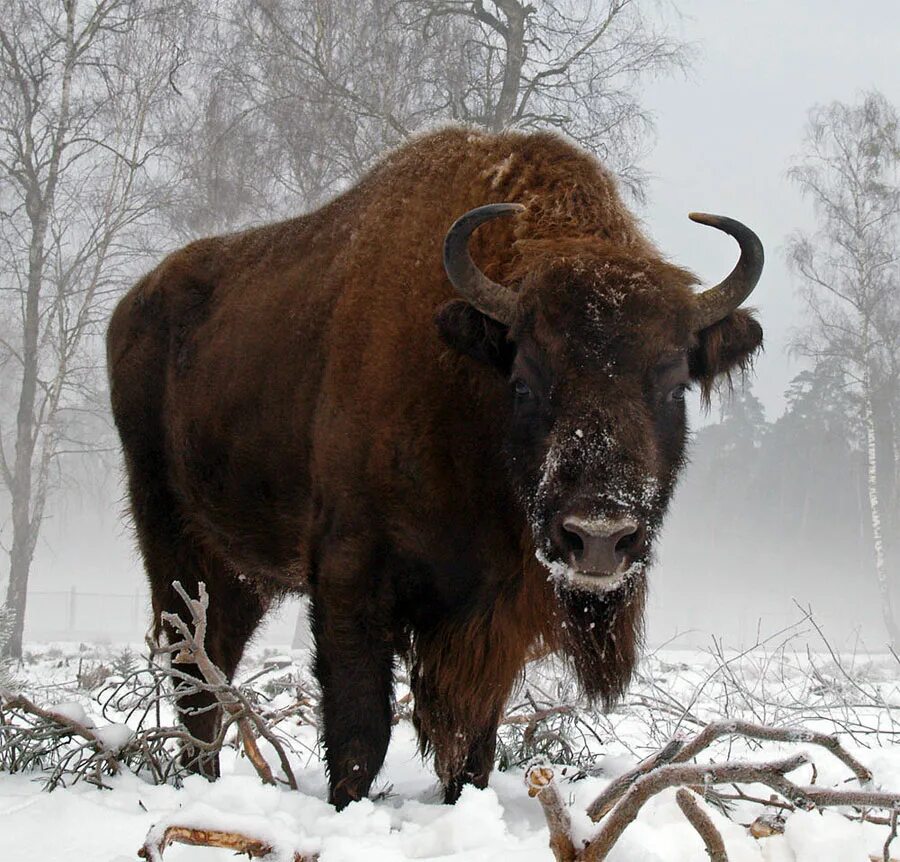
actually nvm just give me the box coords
[531,734,899,862]
[883,808,898,862]
[0,691,120,776]
[137,824,318,861]
[589,718,872,821]
[671,719,872,784]
[586,737,684,820]
[583,754,809,861]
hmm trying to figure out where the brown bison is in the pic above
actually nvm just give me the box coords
[107,127,763,808]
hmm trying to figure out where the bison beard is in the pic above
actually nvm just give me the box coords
[557,575,646,706]
[107,127,764,808]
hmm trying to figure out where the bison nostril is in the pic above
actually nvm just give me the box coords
[560,524,585,557]
[614,526,639,554]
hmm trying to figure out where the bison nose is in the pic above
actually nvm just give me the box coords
[560,516,643,575]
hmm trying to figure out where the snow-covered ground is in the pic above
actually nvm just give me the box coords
[2,637,899,861]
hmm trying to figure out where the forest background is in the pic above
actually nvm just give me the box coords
[0,0,898,656]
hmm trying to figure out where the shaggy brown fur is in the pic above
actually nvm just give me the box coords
[107,127,763,808]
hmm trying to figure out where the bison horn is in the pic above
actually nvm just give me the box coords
[443,203,524,325]
[689,213,764,330]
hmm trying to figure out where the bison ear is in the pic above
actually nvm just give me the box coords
[434,299,515,374]
[689,308,763,405]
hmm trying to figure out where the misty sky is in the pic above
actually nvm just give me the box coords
[640,0,900,419]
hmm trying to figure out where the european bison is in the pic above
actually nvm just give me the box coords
[107,127,763,808]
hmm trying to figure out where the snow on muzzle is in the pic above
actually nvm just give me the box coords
[530,421,661,591]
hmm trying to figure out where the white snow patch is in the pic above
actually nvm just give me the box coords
[4,642,900,862]
[94,723,134,752]
[784,809,871,862]
[50,701,94,727]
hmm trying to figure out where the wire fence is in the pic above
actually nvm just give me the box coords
[19,587,876,654]
[22,589,304,646]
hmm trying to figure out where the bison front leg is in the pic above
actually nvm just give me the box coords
[411,623,524,804]
[310,536,395,810]
[412,669,505,804]
[441,722,499,804]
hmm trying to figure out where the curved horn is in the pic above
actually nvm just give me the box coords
[443,203,524,325]
[689,213,764,330]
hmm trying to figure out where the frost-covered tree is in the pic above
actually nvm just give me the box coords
[0,0,182,659]
[173,0,691,237]
[787,91,900,650]
[397,0,691,197]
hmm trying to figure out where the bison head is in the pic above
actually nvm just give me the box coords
[436,204,763,594]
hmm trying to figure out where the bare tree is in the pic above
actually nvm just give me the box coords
[787,91,900,651]
[0,0,182,659]
[174,0,690,229]
[404,0,691,197]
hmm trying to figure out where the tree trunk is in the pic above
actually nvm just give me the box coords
[0,2,77,660]
[490,0,529,131]
[863,370,900,652]
[3,253,41,660]
[3,528,34,660]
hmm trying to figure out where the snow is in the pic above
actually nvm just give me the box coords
[95,723,135,752]
[3,642,900,861]
[783,810,872,862]
[50,700,94,727]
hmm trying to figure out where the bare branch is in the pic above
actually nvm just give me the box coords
[586,737,684,820]
[671,719,872,785]
[152,581,299,790]
[0,690,121,775]
[582,755,810,861]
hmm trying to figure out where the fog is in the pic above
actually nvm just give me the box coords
[2,0,898,653]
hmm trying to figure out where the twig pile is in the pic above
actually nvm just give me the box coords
[150,581,299,789]
[0,582,316,789]
[526,719,900,861]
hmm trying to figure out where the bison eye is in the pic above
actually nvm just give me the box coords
[667,384,688,403]
[512,378,534,400]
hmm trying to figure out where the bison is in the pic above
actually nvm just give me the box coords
[107,127,763,808]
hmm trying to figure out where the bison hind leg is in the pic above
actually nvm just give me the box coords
[122,442,267,778]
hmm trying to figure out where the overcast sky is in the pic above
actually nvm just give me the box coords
[640,0,900,419]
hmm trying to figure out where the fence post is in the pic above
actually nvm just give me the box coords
[68,586,77,636]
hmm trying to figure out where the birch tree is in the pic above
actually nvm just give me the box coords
[787,91,900,650]
[0,0,181,659]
